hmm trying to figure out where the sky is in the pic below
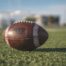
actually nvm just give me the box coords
[0,0,65,11]
[0,0,66,24]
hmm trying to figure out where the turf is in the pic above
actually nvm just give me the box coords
[0,28,66,66]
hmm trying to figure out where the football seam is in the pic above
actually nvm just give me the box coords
[14,20,34,24]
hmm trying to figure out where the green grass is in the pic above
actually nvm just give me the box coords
[0,28,66,66]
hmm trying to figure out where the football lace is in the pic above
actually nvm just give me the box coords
[14,20,34,24]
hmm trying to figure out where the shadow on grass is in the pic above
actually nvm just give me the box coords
[34,48,66,52]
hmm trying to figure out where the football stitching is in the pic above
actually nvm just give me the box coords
[14,20,34,24]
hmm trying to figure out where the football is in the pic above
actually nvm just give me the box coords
[4,21,48,51]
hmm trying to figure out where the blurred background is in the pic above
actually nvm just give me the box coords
[0,0,66,29]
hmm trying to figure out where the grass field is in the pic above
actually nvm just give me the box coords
[0,27,66,66]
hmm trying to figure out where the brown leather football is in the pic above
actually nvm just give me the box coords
[4,21,48,51]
